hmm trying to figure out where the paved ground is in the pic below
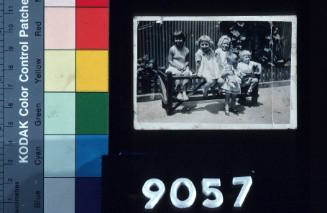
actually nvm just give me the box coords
[135,85,291,129]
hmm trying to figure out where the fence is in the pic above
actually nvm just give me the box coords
[137,21,222,71]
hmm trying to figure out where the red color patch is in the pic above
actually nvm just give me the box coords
[76,8,108,50]
[76,0,108,7]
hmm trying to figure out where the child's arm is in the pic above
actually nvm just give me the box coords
[234,66,242,78]
[183,52,190,71]
[221,66,233,78]
[195,51,201,74]
[195,61,200,74]
[215,49,223,71]
[252,61,262,75]
[167,48,177,68]
[236,63,243,78]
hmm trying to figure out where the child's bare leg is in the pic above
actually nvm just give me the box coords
[181,82,189,101]
[175,72,182,91]
[230,94,238,113]
[175,80,181,89]
[211,79,218,90]
[174,73,183,100]
[175,80,181,93]
[181,71,191,89]
[217,78,225,89]
[181,70,191,100]
[203,79,216,97]
[176,84,183,100]
[248,78,259,94]
[203,81,211,97]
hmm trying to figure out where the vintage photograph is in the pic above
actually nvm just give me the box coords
[133,16,297,130]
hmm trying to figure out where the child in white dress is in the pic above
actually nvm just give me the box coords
[215,35,234,92]
[195,35,220,97]
[215,35,232,73]
[166,31,192,101]
[220,53,241,115]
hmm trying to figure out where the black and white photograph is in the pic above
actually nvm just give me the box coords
[133,16,297,130]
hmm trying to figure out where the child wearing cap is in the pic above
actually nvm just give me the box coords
[166,30,192,101]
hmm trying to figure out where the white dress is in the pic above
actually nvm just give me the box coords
[215,48,228,72]
[195,49,220,81]
[220,65,241,95]
[215,48,241,94]
[165,45,190,75]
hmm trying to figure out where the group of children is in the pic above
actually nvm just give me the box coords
[165,31,262,115]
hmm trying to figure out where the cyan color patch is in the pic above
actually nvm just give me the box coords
[76,135,108,177]
[45,135,75,177]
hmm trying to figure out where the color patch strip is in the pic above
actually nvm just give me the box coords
[44,0,108,212]
[44,1,77,213]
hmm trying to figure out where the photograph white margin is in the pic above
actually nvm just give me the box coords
[133,15,297,130]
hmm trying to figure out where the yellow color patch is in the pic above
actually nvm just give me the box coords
[45,50,75,92]
[76,50,108,92]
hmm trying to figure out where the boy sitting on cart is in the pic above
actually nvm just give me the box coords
[237,50,262,105]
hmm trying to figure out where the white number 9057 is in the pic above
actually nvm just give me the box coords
[142,176,252,209]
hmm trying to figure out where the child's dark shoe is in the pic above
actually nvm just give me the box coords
[238,97,246,105]
[224,105,230,116]
[230,108,239,115]
[251,97,258,106]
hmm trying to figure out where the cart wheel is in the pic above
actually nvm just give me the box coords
[158,76,168,105]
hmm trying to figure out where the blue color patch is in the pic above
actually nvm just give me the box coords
[75,178,102,213]
[45,178,75,213]
[75,135,108,177]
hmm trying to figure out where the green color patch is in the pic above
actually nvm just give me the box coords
[45,93,75,134]
[76,93,108,134]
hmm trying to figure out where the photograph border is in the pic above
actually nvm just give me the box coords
[133,15,297,130]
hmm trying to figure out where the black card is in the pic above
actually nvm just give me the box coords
[102,154,307,212]
[105,0,313,212]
